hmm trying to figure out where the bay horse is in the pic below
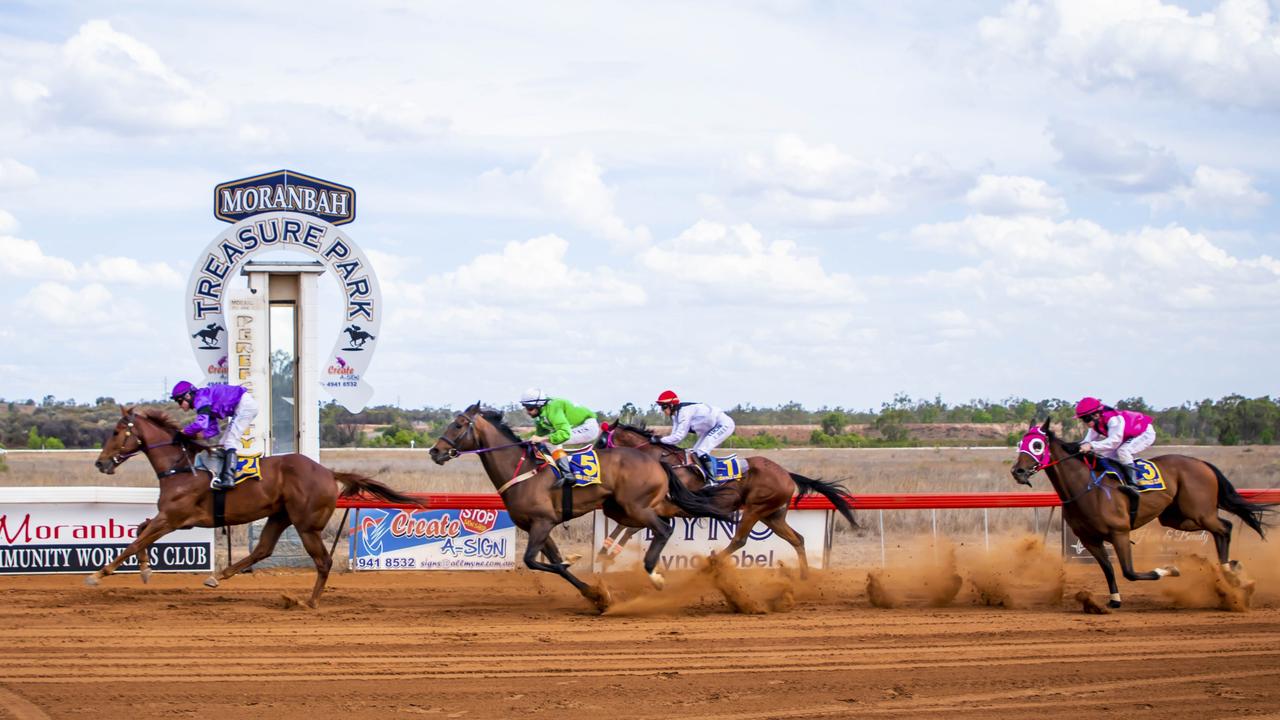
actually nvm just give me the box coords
[1011,417,1270,608]
[428,404,736,612]
[93,407,419,608]
[597,422,856,577]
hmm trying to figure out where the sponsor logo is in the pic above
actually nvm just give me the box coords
[214,170,356,226]
[0,513,139,544]
[460,509,498,534]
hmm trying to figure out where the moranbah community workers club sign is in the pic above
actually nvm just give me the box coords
[184,170,382,412]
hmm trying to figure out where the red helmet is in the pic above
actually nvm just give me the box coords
[656,390,679,407]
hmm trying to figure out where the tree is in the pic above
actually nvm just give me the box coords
[820,411,848,436]
[26,427,41,449]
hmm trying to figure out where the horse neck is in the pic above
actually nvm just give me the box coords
[1043,439,1091,503]
[617,429,682,462]
[136,421,190,476]
[471,421,533,489]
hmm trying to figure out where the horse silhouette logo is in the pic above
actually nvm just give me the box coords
[343,324,376,351]
[192,323,225,349]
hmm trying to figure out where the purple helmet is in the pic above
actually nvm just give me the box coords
[171,380,196,399]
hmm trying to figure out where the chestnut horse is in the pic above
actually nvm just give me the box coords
[428,405,736,611]
[597,422,856,577]
[93,407,419,608]
[1011,418,1270,608]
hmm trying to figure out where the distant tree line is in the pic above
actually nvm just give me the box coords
[1,393,1277,449]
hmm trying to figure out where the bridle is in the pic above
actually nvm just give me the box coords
[105,412,193,478]
[435,413,528,459]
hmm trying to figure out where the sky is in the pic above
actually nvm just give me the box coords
[1,0,1278,413]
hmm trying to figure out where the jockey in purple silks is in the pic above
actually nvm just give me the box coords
[170,381,259,490]
[1075,396,1156,496]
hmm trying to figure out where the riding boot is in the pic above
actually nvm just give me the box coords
[697,452,717,484]
[1118,463,1141,502]
[212,449,237,491]
[553,455,574,488]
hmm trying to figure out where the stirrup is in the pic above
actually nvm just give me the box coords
[210,477,235,491]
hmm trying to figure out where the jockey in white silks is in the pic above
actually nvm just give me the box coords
[654,390,735,481]
[1075,396,1157,495]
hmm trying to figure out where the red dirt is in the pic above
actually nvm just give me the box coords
[0,563,1278,719]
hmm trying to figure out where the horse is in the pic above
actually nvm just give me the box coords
[428,404,737,612]
[1011,417,1271,608]
[92,407,419,608]
[596,422,856,577]
[192,323,223,347]
[343,325,375,347]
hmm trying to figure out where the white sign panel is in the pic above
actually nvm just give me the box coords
[226,287,267,455]
[0,498,214,575]
[591,510,830,573]
[350,508,517,571]
[185,210,381,412]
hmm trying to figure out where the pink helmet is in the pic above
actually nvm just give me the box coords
[171,380,196,399]
[1074,396,1103,418]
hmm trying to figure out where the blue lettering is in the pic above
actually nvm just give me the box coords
[257,219,280,245]
[335,260,360,280]
[237,226,260,250]
[322,238,350,261]
[301,223,324,250]
[282,219,302,244]
[195,277,221,301]
[345,278,370,298]
[347,300,374,321]
[219,241,245,267]
[202,255,229,280]
[193,299,220,319]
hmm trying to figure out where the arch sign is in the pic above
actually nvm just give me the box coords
[184,170,381,412]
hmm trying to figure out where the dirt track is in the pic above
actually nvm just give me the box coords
[0,562,1278,720]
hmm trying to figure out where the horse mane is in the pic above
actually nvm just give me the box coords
[615,421,655,438]
[471,405,524,445]
[137,408,212,453]
[1043,424,1083,456]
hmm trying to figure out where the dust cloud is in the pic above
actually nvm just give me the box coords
[866,535,1063,609]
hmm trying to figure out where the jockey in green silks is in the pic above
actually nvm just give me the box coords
[520,388,600,488]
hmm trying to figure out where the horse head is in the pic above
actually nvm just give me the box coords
[95,407,162,475]
[1010,417,1054,486]
[429,404,485,465]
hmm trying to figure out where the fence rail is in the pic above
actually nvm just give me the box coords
[337,488,1280,511]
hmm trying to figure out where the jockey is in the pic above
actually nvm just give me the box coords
[1075,396,1156,493]
[171,380,259,491]
[655,390,735,481]
[520,388,600,488]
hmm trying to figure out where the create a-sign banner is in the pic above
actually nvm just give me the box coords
[350,508,516,571]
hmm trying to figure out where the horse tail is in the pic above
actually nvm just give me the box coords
[334,472,423,507]
[663,463,736,522]
[790,472,858,529]
[1205,461,1271,539]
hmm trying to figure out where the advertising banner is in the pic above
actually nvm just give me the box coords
[0,491,214,575]
[591,510,830,573]
[350,508,516,570]
[1062,520,1209,563]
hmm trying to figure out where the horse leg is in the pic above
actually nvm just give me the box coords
[711,508,763,567]
[638,510,673,590]
[761,508,809,579]
[86,517,173,586]
[1111,530,1177,583]
[208,511,291,588]
[135,519,153,584]
[524,520,606,610]
[1080,537,1123,608]
[540,535,580,568]
[596,525,639,569]
[295,528,333,609]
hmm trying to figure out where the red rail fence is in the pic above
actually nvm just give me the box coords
[337,489,1280,511]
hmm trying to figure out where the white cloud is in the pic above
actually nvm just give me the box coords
[980,0,1280,110]
[1048,119,1183,193]
[1152,165,1270,215]
[46,20,228,134]
[479,151,651,249]
[735,135,965,224]
[640,220,861,305]
[0,231,181,287]
[965,175,1068,217]
[16,282,117,329]
[0,235,77,281]
[0,159,38,189]
[0,210,17,235]
[80,256,184,288]
[340,101,450,142]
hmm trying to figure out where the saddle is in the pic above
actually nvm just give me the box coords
[1096,458,1165,493]
[195,451,263,487]
[697,453,748,484]
[540,446,603,487]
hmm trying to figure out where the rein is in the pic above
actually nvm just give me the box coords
[109,415,197,479]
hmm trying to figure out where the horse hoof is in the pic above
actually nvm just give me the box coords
[649,571,666,590]
[1107,599,1122,609]
[203,576,220,588]
[140,570,152,585]
[563,553,582,566]
[1164,566,1180,578]
[84,575,100,587]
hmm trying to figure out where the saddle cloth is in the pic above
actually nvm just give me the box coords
[1098,458,1165,492]
[704,454,749,483]
[546,446,603,487]
[195,452,263,486]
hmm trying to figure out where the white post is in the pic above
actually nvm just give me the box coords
[983,508,990,551]
[878,510,886,567]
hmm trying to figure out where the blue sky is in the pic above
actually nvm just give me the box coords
[1,0,1278,412]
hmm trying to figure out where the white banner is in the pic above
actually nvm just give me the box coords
[591,510,830,573]
[350,508,517,571]
[0,491,214,575]
[185,211,381,412]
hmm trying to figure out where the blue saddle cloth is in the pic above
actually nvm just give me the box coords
[1097,457,1165,492]
[705,454,748,483]
[550,447,603,487]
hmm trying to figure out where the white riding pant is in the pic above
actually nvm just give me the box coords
[692,417,735,457]
[554,417,600,451]
[1103,426,1155,466]
[221,392,259,451]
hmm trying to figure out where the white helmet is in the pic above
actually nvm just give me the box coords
[520,387,548,407]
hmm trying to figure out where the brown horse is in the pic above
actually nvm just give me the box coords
[428,405,736,611]
[1011,418,1270,608]
[597,422,856,577]
[92,407,419,608]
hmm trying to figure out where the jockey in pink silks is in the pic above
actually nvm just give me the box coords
[1075,397,1156,492]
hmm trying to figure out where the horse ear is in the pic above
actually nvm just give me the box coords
[1040,416,1051,432]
